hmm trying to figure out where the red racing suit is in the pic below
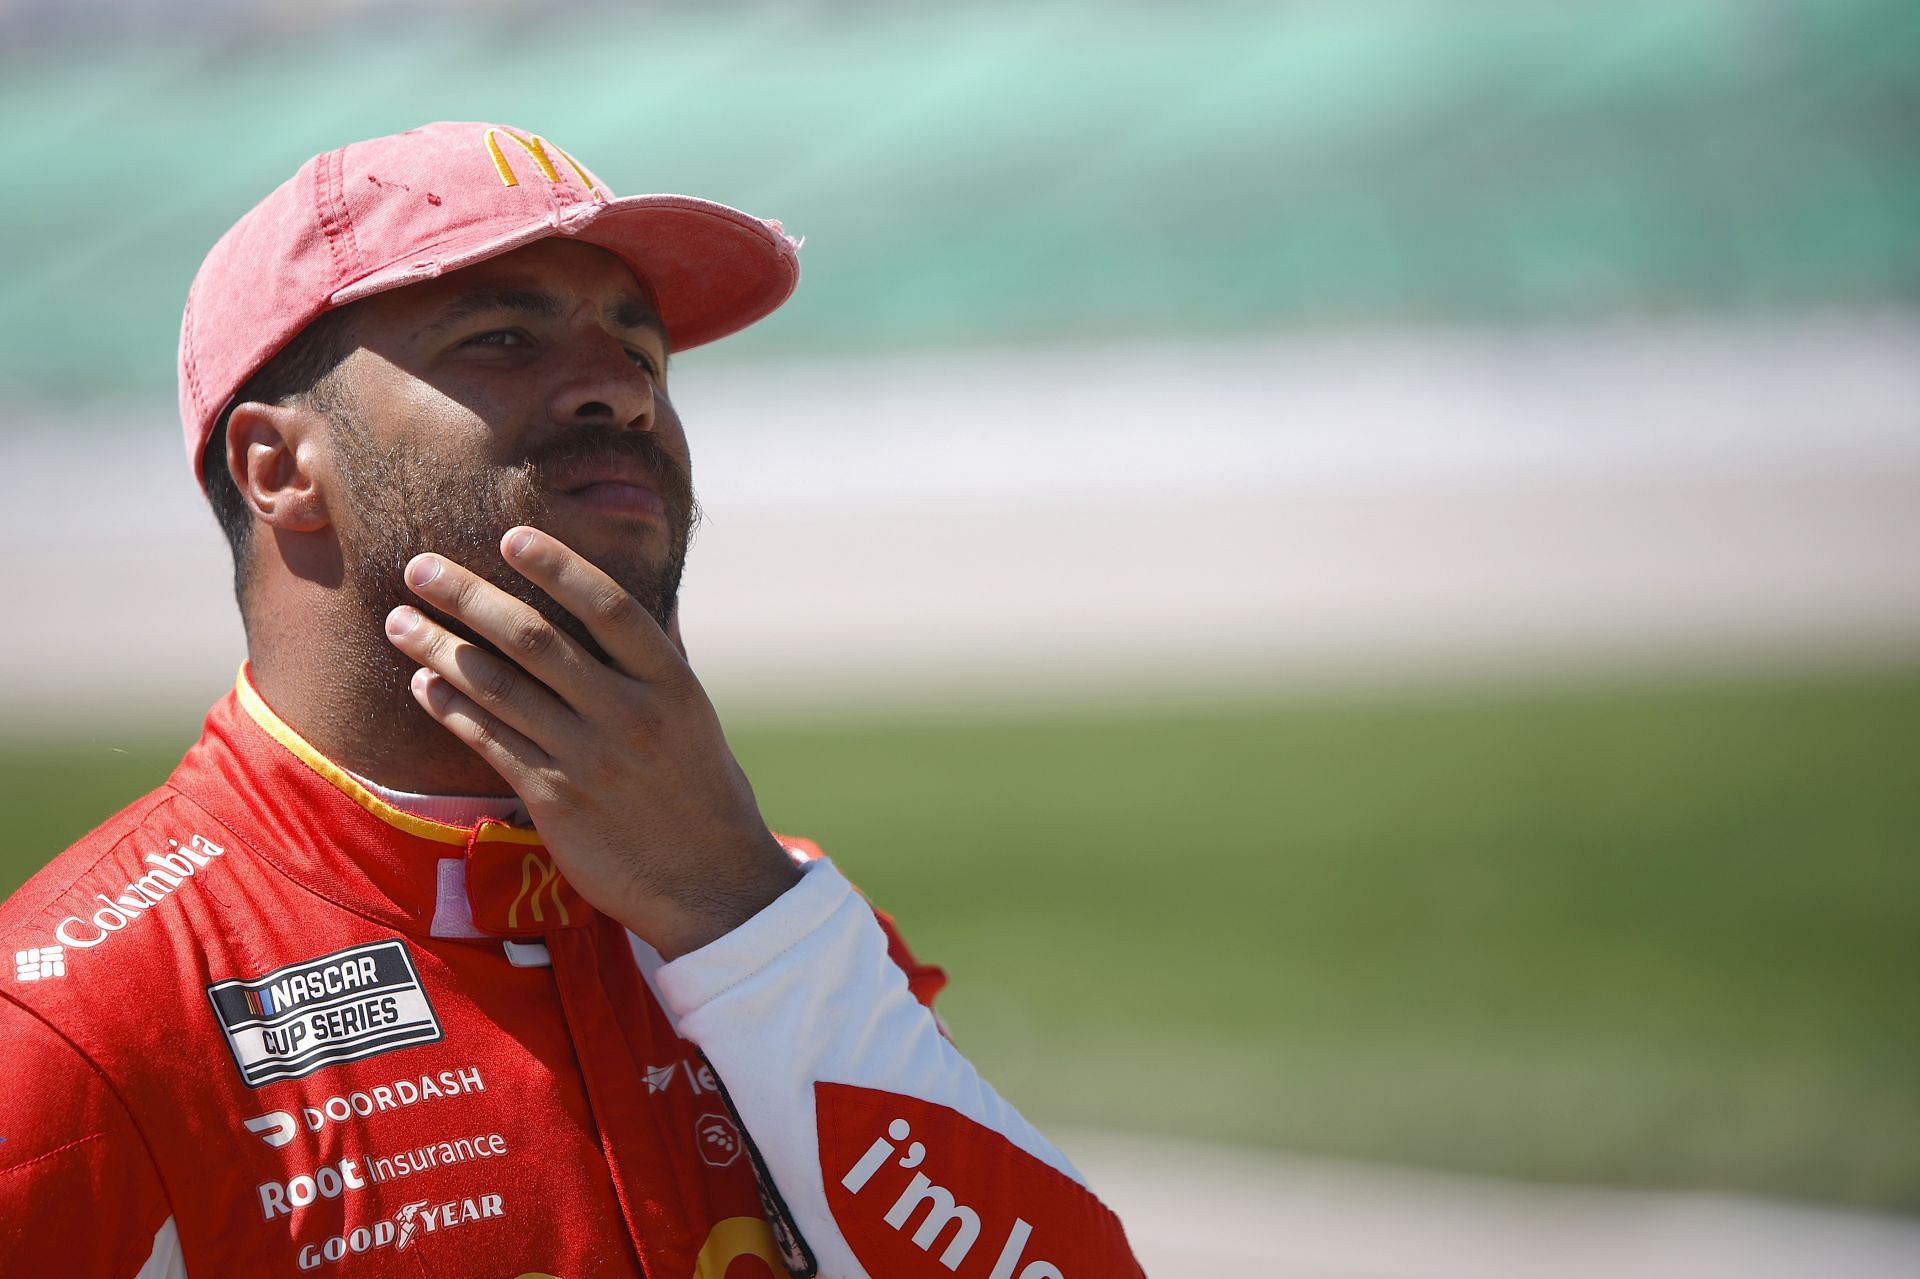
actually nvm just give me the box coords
[0,671,1141,1277]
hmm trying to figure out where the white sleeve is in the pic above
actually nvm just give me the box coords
[655,859,1140,1279]
[135,1220,187,1279]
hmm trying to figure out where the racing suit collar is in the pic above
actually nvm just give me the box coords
[344,767,526,828]
[167,667,592,940]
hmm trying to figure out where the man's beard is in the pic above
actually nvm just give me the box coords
[330,417,699,692]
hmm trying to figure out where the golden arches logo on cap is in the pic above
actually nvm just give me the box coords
[482,127,604,200]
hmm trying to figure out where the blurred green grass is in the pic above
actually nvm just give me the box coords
[5,666,1917,1210]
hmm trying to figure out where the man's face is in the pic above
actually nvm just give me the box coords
[317,239,696,661]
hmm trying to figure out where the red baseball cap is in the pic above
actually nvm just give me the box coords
[178,121,801,490]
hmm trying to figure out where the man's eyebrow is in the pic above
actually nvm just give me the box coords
[606,297,668,350]
[419,287,565,337]
[418,286,666,353]
[424,284,564,334]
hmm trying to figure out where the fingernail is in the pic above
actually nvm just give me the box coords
[411,668,444,709]
[506,528,535,559]
[386,606,420,637]
[406,556,440,588]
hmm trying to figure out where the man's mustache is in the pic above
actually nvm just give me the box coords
[526,428,697,524]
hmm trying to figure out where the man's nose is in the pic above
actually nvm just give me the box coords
[547,338,656,430]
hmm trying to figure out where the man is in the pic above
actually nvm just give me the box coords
[0,123,1141,1277]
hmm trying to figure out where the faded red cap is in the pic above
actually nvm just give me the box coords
[178,121,800,490]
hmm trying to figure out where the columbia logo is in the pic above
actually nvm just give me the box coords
[14,946,65,981]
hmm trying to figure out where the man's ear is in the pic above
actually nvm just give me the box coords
[223,400,333,533]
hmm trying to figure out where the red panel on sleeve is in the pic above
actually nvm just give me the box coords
[777,833,949,1009]
[870,906,949,1010]
[816,1082,1144,1279]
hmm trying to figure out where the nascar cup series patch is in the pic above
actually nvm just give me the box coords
[207,939,443,1087]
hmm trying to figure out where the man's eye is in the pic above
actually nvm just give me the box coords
[464,330,526,349]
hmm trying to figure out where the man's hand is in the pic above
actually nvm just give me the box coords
[382,525,801,958]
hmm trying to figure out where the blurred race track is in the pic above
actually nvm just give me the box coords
[4,314,1918,726]
[1066,1130,1920,1279]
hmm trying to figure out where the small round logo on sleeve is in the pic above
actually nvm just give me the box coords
[695,1112,743,1168]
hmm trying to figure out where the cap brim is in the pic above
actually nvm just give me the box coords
[575,195,800,351]
[331,193,799,353]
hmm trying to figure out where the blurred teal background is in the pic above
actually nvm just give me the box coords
[3,0,1918,1241]
[2,0,1917,391]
